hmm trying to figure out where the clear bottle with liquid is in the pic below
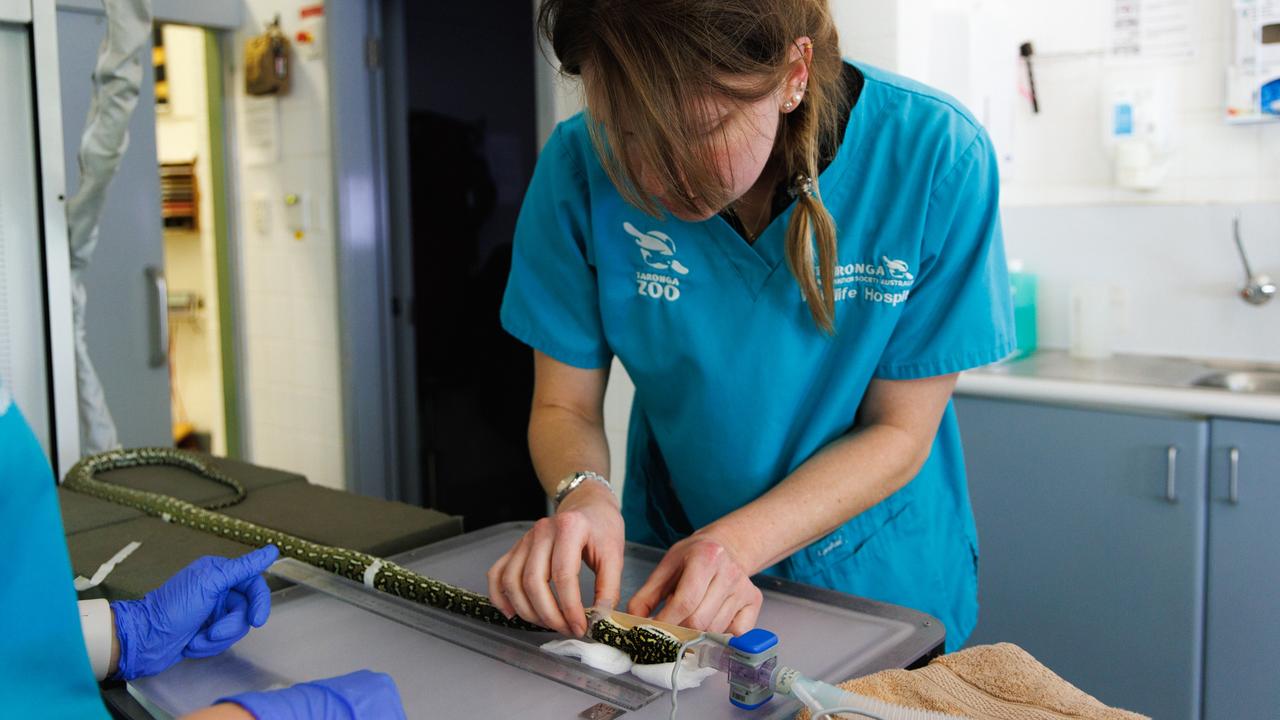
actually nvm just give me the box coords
[1007,259,1037,359]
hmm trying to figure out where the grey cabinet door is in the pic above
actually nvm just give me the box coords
[57,8,171,448]
[1204,419,1280,720]
[955,396,1207,720]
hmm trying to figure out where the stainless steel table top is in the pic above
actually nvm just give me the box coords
[132,522,942,719]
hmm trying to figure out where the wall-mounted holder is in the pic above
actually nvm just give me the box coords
[1226,1,1280,124]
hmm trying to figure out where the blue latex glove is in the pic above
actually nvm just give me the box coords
[220,669,407,720]
[110,544,280,680]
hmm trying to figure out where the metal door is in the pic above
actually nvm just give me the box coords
[57,7,171,448]
[1204,419,1280,720]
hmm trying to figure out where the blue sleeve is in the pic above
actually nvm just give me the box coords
[876,131,1015,379]
[500,124,612,369]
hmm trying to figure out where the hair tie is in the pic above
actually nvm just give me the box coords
[788,173,816,199]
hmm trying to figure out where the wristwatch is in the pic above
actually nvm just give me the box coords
[553,471,611,508]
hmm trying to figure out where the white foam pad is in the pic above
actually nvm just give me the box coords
[630,656,718,690]
[540,638,634,675]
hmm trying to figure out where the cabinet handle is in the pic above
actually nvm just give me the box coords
[1228,447,1240,505]
[146,266,168,368]
[1165,445,1178,503]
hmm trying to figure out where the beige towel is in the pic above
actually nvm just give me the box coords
[796,643,1149,720]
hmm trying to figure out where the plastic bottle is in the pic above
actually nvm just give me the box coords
[1007,259,1037,359]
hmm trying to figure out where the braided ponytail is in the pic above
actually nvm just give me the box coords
[777,22,846,334]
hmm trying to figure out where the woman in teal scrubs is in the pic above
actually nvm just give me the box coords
[0,380,403,718]
[488,0,1013,653]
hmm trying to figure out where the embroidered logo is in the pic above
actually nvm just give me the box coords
[625,222,689,275]
[814,255,916,307]
[882,256,914,282]
[625,221,686,302]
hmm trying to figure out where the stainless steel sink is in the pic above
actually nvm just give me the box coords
[974,350,1280,396]
[1191,371,1280,394]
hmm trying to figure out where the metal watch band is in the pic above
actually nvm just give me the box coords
[553,471,611,508]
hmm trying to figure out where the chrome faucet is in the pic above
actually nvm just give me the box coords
[1233,215,1275,306]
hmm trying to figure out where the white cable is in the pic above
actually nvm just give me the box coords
[812,708,887,720]
[668,634,713,720]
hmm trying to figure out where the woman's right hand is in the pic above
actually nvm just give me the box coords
[487,481,625,637]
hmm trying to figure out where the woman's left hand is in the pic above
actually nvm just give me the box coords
[626,531,763,636]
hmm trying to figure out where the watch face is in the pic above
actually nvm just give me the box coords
[554,475,579,504]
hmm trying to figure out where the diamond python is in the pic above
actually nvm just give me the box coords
[64,447,682,665]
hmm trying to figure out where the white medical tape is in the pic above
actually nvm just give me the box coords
[74,540,141,592]
[363,559,384,588]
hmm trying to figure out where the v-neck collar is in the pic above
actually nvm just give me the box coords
[695,61,881,298]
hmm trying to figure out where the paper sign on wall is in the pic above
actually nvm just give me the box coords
[242,95,280,167]
[1109,0,1194,60]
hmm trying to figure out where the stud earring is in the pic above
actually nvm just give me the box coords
[783,100,794,111]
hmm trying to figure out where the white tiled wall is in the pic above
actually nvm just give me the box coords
[836,0,1280,206]
[1003,203,1280,363]
[837,0,1280,362]
[230,1,345,489]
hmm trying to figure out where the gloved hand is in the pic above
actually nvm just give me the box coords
[219,669,407,720]
[110,544,280,680]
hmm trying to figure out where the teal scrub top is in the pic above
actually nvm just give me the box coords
[501,63,1015,652]
[0,382,110,717]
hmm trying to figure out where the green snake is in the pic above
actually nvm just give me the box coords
[64,448,682,665]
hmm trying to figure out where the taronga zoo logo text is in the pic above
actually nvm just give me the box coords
[816,256,916,307]
[625,222,688,303]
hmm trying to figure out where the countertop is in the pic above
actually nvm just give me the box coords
[955,349,1280,422]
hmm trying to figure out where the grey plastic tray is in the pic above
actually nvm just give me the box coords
[131,522,942,719]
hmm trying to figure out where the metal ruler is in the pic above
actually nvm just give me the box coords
[267,558,660,711]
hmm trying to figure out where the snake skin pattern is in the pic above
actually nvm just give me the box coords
[64,448,682,664]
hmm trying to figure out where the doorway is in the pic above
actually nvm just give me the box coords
[153,22,237,456]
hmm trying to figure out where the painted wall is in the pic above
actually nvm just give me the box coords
[835,0,1280,206]
[228,0,346,489]
[155,24,226,454]
[837,0,1280,362]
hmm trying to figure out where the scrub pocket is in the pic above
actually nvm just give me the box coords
[783,496,979,651]
[786,498,944,612]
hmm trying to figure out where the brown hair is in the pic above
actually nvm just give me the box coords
[538,0,849,332]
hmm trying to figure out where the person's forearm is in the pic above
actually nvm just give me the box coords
[528,403,612,501]
[704,422,933,574]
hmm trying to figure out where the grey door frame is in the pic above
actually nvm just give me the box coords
[25,0,79,478]
[379,0,420,504]
[55,0,242,29]
[328,0,401,501]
